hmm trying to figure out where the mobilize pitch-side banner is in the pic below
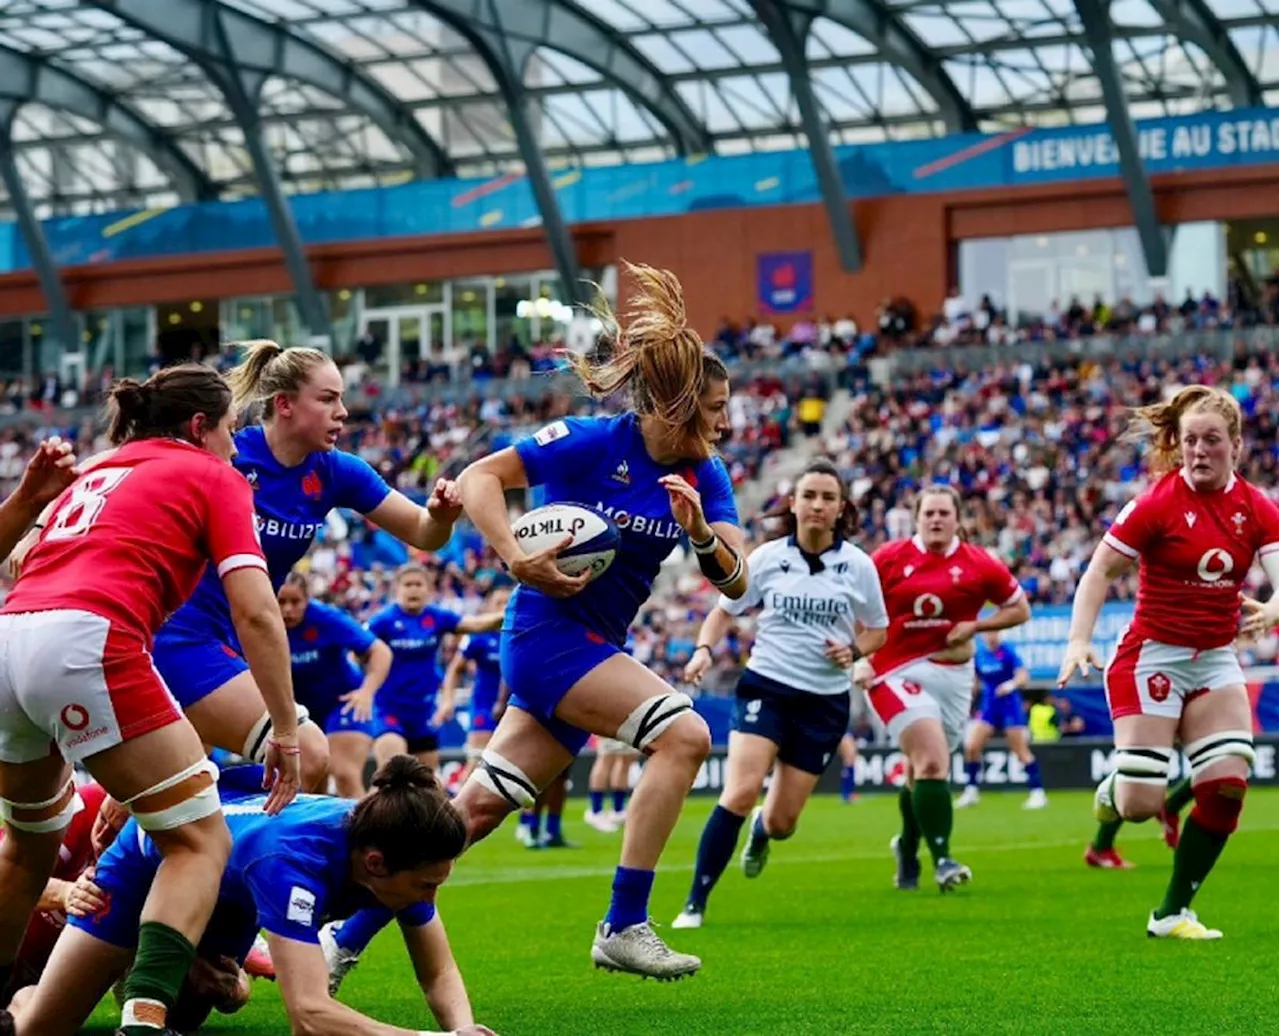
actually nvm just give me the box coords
[431,737,1279,797]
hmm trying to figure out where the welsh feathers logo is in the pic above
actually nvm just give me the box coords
[1147,672,1172,703]
[300,470,323,500]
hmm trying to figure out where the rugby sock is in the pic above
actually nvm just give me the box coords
[912,779,953,864]
[1166,776,1193,815]
[604,866,655,932]
[546,812,563,840]
[529,812,543,841]
[1092,818,1122,853]
[611,789,629,814]
[1154,815,1227,920]
[840,765,855,799]
[964,760,981,788]
[519,809,535,831]
[686,805,745,910]
[1025,758,1044,791]
[120,921,196,1033]
[334,907,394,954]
[897,786,921,861]
[589,791,605,815]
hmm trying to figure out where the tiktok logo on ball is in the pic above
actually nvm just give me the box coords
[1196,548,1234,584]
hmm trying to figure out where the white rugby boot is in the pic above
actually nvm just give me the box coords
[591,920,701,980]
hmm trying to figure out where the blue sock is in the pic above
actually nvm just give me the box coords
[605,866,655,932]
[334,907,394,954]
[546,812,562,839]
[590,791,605,814]
[840,765,855,799]
[529,812,543,839]
[1025,758,1044,791]
[964,760,981,787]
[519,809,535,828]
[686,805,746,910]
[611,789,628,813]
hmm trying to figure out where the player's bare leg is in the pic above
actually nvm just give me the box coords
[957,720,992,809]
[0,754,75,1006]
[898,718,970,892]
[1005,726,1047,809]
[1145,688,1253,940]
[741,760,822,878]
[325,731,371,799]
[555,654,709,979]
[372,731,407,772]
[8,926,132,1036]
[585,751,617,832]
[185,672,329,791]
[675,731,777,929]
[81,721,231,1036]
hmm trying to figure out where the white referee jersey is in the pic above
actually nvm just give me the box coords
[720,536,888,695]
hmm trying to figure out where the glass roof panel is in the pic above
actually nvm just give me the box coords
[0,0,1268,212]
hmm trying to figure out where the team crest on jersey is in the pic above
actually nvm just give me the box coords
[1147,672,1172,703]
[300,470,323,500]
[611,460,631,485]
[681,468,699,489]
[779,560,791,573]
[949,565,963,583]
[420,615,436,629]
[1184,511,1197,528]
[303,627,319,642]
[1231,511,1247,533]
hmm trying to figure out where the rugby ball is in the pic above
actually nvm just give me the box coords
[511,503,619,581]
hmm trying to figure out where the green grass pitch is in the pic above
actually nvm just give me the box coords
[87,789,1278,1035]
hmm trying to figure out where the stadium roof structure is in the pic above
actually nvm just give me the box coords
[0,0,1276,344]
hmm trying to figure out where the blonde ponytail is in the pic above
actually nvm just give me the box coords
[225,340,332,419]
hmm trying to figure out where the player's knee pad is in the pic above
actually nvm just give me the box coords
[1113,746,1174,791]
[127,759,221,832]
[616,691,694,753]
[472,749,536,810]
[1190,776,1248,835]
[0,779,82,834]
[243,703,313,763]
[1183,729,1255,778]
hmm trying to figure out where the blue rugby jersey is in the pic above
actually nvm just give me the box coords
[163,425,391,644]
[288,600,377,710]
[511,413,739,645]
[460,630,502,708]
[366,603,461,706]
[975,641,1024,695]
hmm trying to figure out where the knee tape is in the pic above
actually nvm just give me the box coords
[1113,746,1174,788]
[472,749,536,809]
[244,703,313,763]
[616,692,693,752]
[1190,776,1247,835]
[1184,729,1255,778]
[127,759,221,832]
[0,779,82,834]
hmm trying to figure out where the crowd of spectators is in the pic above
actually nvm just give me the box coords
[1,336,1276,707]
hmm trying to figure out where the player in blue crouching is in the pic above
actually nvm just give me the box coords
[367,564,503,774]
[452,263,748,980]
[12,757,495,1036]
[955,633,1047,810]
[278,573,392,798]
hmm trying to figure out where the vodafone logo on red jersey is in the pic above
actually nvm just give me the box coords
[1196,548,1234,584]
[912,594,945,618]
